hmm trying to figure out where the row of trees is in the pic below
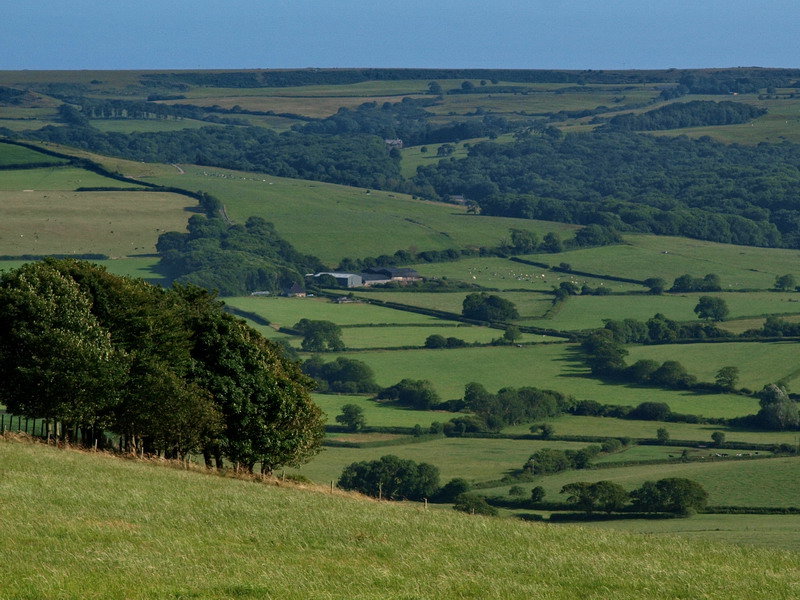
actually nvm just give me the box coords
[561,478,708,516]
[0,260,325,471]
[603,101,765,131]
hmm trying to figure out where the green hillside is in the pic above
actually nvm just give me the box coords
[3,438,798,600]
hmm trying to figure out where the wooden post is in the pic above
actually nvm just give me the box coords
[330,480,334,493]
[424,498,428,510]
[378,482,383,501]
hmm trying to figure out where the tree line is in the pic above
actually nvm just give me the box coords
[0,260,324,472]
[603,101,766,131]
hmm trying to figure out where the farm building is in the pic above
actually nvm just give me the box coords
[312,272,364,288]
[362,267,422,283]
[281,283,307,297]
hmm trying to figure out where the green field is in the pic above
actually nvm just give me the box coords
[5,440,798,599]
[312,394,446,428]
[409,256,647,292]
[321,344,757,418]
[335,324,517,349]
[581,514,800,552]
[523,235,800,290]
[0,142,68,165]
[223,296,445,328]
[502,415,800,446]
[722,314,800,335]
[356,290,553,320]
[543,291,800,331]
[479,456,800,508]
[627,341,800,390]
[0,165,140,191]
[147,165,577,264]
[0,189,192,257]
[292,436,590,484]
[0,256,165,284]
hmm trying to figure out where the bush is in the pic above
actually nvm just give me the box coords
[453,493,498,516]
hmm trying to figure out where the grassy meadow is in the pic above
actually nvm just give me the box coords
[4,439,798,599]
[523,234,800,290]
[626,341,800,390]
[318,344,757,418]
[0,190,191,257]
[409,255,647,292]
[478,456,800,509]
[355,290,553,320]
[0,142,68,165]
[292,436,588,484]
[502,415,800,446]
[147,165,577,265]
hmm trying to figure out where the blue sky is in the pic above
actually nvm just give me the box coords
[3,1,798,70]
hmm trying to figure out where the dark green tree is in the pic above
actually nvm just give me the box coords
[561,480,629,514]
[338,455,440,500]
[336,404,366,432]
[774,274,797,291]
[694,296,729,321]
[453,493,498,516]
[294,319,345,351]
[631,478,708,515]
[509,228,538,253]
[530,486,546,502]
[377,379,440,410]
[715,366,740,390]
[540,232,563,253]
[435,478,471,503]
[462,293,519,321]
[756,383,799,430]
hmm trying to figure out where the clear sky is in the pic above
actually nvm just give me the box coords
[3,1,798,71]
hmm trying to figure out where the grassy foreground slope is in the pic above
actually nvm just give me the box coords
[2,438,798,600]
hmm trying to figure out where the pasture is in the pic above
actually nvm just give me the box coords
[0,165,138,191]
[581,514,800,552]
[321,344,757,418]
[292,436,590,484]
[0,142,68,165]
[335,324,518,349]
[544,291,800,331]
[522,234,800,290]
[722,314,800,335]
[408,256,646,292]
[222,296,445,327]
[627,341,800,390]
[502,415,800,446]
[6,440,797,599]
[148,165,576,265]
[311,394,447,428]
[0,190,191,257]
[356,290,553,320]
[479,456,800,508]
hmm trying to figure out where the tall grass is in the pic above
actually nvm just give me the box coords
[3,437,797,599]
